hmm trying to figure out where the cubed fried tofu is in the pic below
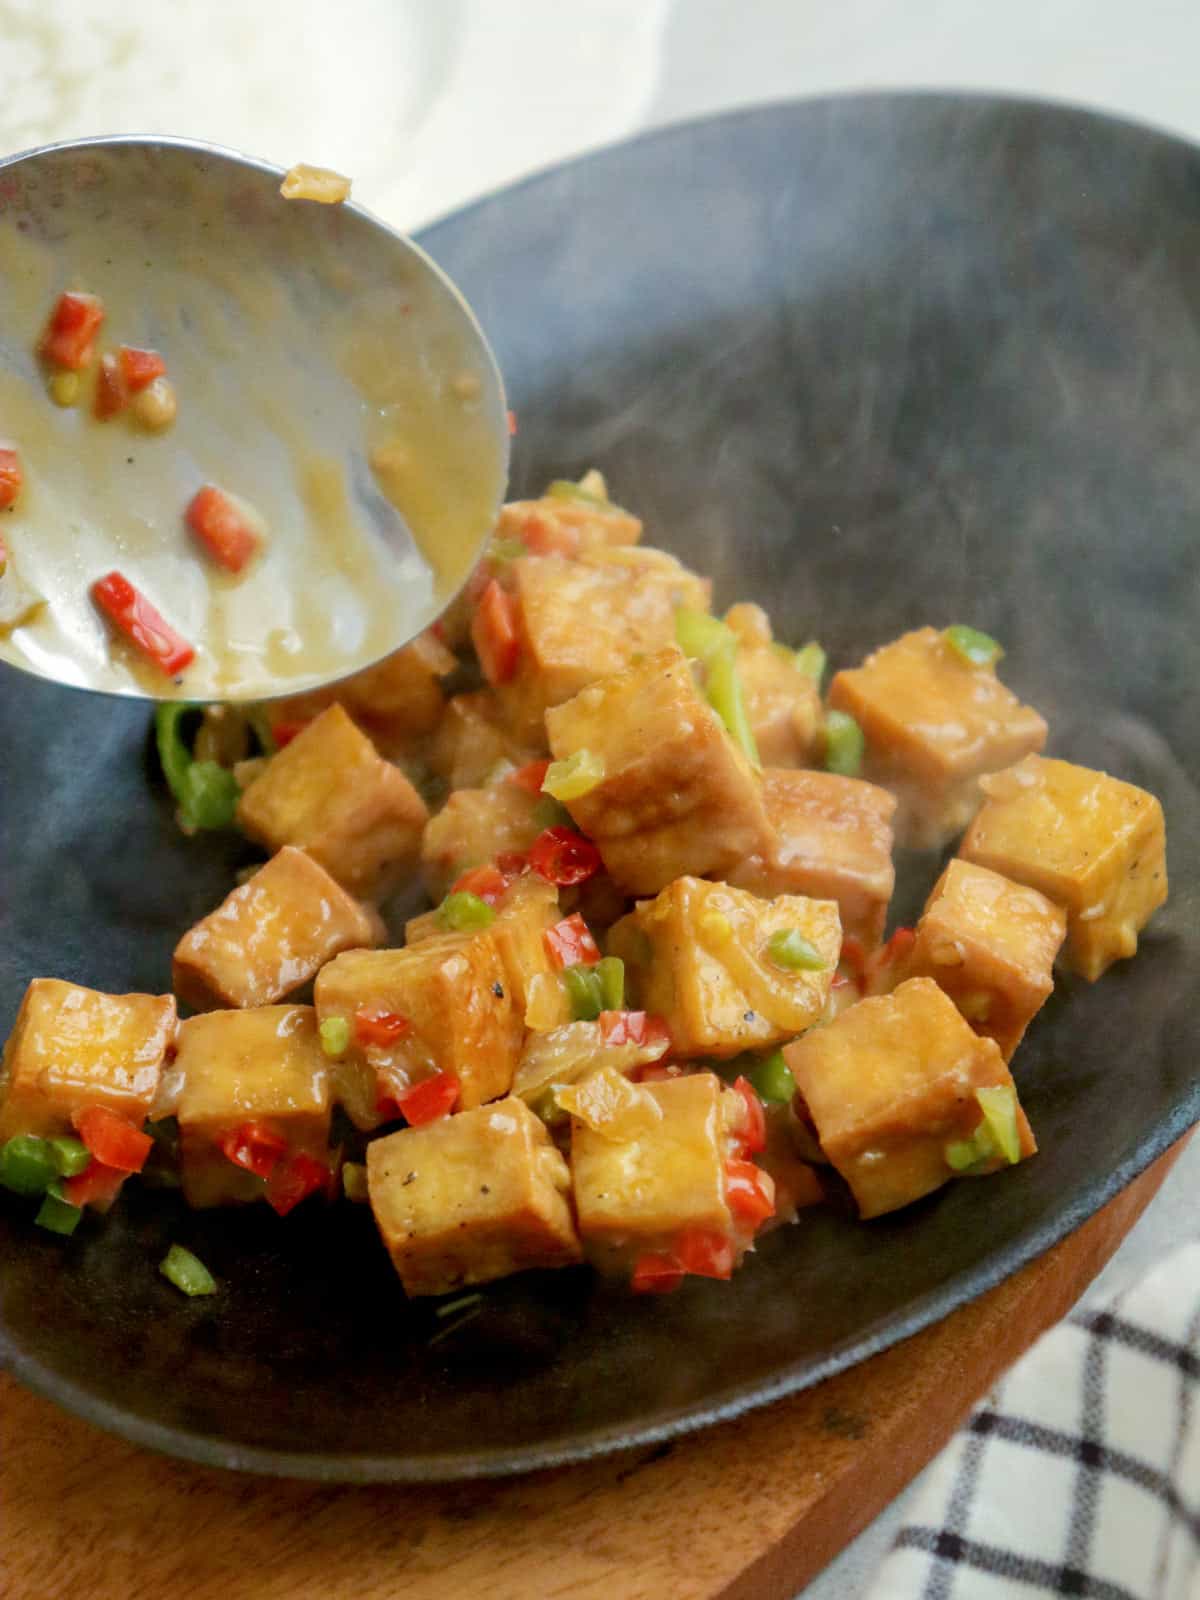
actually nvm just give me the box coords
[174,1005,331,1207]
[546,647,773,895]
[496,484,642,555]
[427,691,542,792]
[0,979,176,1141]
[959,755,1167,981]
[420,781,544,901]
[367,1095,581,1295]
[829,627,1047,847]
[497,551,709,740]
[315,932,522,1126]
[173,846,385,1011]
[406,874,571,1030]
[722,607,822,768]
[236,703,428,898]
[906,859,1066,1059]
[617,876,840,1058]
[572,1073,733,1266]
[783,977,1036,1219]
[729,769,897,948]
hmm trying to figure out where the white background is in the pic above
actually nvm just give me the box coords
[3,3,1197,1593]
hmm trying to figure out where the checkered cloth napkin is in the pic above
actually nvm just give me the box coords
[865,1241,1200,1599]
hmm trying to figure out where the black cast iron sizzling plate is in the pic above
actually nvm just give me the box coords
[1,93,1198,1480]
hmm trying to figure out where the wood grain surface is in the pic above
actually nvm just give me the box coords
[0,1140,1185,1600]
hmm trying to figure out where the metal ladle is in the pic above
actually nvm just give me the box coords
[0,137,508,703]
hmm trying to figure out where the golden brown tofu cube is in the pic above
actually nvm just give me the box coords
[960,755,1167,981]
[729,769,897,948]
[496,485,642,554]
[572,1073,733,1266]
[829,627,1047,847]
[783,977,1036,1219]
[545,647,773,895]
[237,704,428,898]
[0,979,176,1141]
[174,1005,331,1207]
[907,859,1066,1059]
[723,607,822,769]
[367,1095,581,1295]
[427,691,542,792]
[315,932,521,1125]
[497,550,709,740]
[420,781,544,901]
[623,876,840,1058]
[173,846,385,1011]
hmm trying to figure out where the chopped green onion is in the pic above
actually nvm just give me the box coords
[46,1136,91,1177]
[597,955,625,1012]
[546,478,609,509]
[794,642,827,685]
[154,704,240,831]
[746,1049,796,1104]
[943,624,1004,668]
[766,928,827,972]
[563,965,605,1021]
[706,643,761,767]
[0,1134,57,1196]
[542,749,605,802]
[487,536,527,564]
[975,1085,1021,1165]
[823,710,864,777]
[160,1243,217,1297]
[438,890,497,932]
[533,794,573,831]
[436,1292,484,1319]
[35,1184,82,1236]
[319,1016,351,1058]
[675,607,734,665]
[342,1162,369,1202]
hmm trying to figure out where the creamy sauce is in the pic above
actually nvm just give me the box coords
[0,142,507,700]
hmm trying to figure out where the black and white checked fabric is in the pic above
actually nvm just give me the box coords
[865,1242,1200,1599]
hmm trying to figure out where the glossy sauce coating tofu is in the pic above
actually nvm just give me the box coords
[174,1005,331,1207]
[427,691,542,792]
[173,846,385,1011]
[496,488,642,555]
[420,781,543,901]
[725,605,822,768]
[546,646,773,895]
[959,756,1167,981]
[0,979,176,1140]
[783,977,1036,1219]
[571,1073,733,1266]
[829,627,1047,847]
[906,859,1066,1059]
[237,704,428,898]
[496,550,709,740]
[729,769,897,948]
[612,876,840,1058]
[315,932,522,1125]
[367,1095,581,1296]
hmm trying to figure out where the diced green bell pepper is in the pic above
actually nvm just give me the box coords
[823,710,865,777]
[766,928,827,972]
[942,624,1004,667]
[0,1134,58,1196]
[160,1243,217,1297]
[437,890,497,932]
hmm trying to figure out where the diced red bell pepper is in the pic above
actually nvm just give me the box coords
[39,291,105,369]
[508,758,551,795]
[118,345,166,392]
[91,570,196,676]
[270,721,308,749]
[93,353,129,420]
[598,1010,672,1052]
[731,1076,767,1157]
[266,1151,332,1216]
[527,826,601,887]
[839,936,868,986]
[878,926,916,967]
[471,578,520,685]
[219,1120,288,1180]
[544,912,601,970]
[0,448,23,511]
[674,1226,735,1281]
[62,1158,127,1211]
[72,1105,153,1173]
[631,1251,685,1294]
[397,1071,459,1126]
[355,1007,412,1048]
[450,863,509,905]
[725,1159,776,1229]
[185,485,263,574]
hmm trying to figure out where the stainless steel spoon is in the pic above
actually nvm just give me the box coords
[0,136,508,703]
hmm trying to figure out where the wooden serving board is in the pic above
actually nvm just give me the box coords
[1,1138,1184,1600]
